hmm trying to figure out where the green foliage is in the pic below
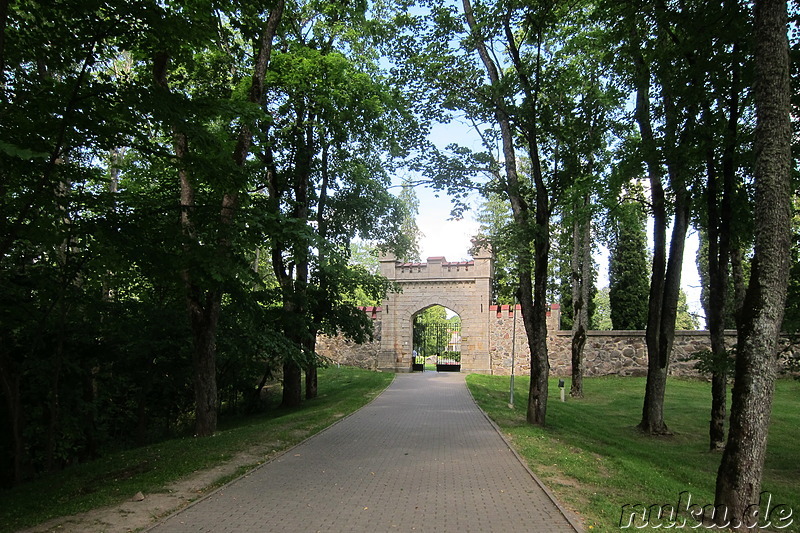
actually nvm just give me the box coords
[675,290,701,330]
[0,367,393,533]
[474,192,516,304]
[397,178,423,262]
[680,349,735,377]
[412,305,461,358]
[607,185,650,330]
[0,0,418,486]
[415,305,448,324]
[592,286,613,330]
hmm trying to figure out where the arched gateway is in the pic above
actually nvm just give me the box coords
[377,245,494,373]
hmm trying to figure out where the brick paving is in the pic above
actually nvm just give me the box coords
[148,372,582,532]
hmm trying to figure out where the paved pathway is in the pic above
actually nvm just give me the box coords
[149,372,581,532]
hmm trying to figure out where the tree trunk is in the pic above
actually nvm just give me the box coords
[461,0,549,425]
[631,36,670,435]
[305,365,318,400]
[528,144,551,425]
[153,51,218,436]
[704,26,742,450]
[506,17,552,426]
[640,199,688,435]
[632,34,693,435]
[304,336,318,400]
[282,360,303,407]
[730,246,747,323]
[45,291,69,471]
[188,291,220,436]
[152,4,284,435]
[709,370,727,449]
[0,356,28,484]
[642,151,690,436]
[715,0,791,528]
[570,196,591,398]
[707,151,729,451]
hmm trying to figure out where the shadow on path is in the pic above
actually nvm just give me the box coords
[148,372,581,533]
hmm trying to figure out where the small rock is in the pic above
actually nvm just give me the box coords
[132,491,145,502]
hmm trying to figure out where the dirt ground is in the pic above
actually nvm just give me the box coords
[17,448,274,533]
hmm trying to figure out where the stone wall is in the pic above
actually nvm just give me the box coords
[318,304,799,377]
[488,305,798,377]
[491,325,737,378]
[491,305,746,377]
[316,306,381,370]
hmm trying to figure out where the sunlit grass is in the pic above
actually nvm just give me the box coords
[466,374,800,532]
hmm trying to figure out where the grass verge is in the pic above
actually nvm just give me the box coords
[466,374,800,532]
[0,366,393,533]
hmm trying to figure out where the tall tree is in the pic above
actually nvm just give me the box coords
[569,204,592,398]
[405,0,620,423]
[151,1,285,435]
[682,0,753,452]
[715,0,792,527]
[549,24,620,397]
[458,0,555,425]
[608,184,650,330]
[475,191,516,305]
[592,286,613,330]
[397,177,423,262]
[260,4,420,406]
[605,0,705,434]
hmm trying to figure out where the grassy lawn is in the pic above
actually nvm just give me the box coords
[0,366,394,533]
[466,374,800,532]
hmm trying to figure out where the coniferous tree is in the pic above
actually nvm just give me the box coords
[398,178,423,262]
[592,287,613,330]
[608,185,650,330]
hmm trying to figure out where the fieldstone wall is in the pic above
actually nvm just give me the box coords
[316,307,381,370]
[318,301,799,377]
[487,305,798,377]
[491,327,738,378]
[489,305,731,377]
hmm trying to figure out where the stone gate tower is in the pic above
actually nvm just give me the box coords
[377,244,494,372]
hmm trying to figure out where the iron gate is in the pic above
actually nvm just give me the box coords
[412,321,461,372]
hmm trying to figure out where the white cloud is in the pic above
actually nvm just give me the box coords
[417,213,480,262]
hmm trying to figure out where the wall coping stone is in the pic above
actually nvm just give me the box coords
[553,329,739,337]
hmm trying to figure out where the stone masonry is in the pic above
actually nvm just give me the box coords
[376,246,494,373]
[488,304,739,377]
[316,248,799,376]
[318,303,798,377]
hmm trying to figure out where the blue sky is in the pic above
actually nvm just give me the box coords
[408,121,706,326]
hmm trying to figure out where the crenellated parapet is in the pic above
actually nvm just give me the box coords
[379,247,493,283]
[377,245,495,373]
[356,306,382,320]
[489,303,561,331]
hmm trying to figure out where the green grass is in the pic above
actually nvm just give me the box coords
[0,366,393,533]
[466,374,800,532]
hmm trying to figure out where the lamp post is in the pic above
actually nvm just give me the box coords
[509,294,517,409]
